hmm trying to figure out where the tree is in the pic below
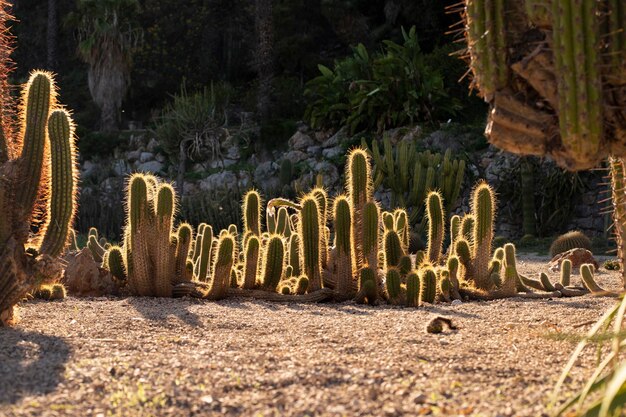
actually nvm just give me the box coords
[255,0,273,123]
[67,0,141,131]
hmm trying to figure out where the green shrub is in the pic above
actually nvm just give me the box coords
[304,27,459,134]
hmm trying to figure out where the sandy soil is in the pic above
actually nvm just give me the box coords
[0,256,623,417]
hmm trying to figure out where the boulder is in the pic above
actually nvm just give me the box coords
[288,131,315,151]
[199,171,238,192]
[548,248,599,272]
[63,249,119,297]
[136,160,165,173]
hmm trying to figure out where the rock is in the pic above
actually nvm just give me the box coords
[254,161,278,183]
[283,150,308,164]
[146,138,159,153]
[549,248,599,272]
[139,152,154,163]
[112,160,131,177]
[136,160,165,173]
[288,131,315,151]
[81,160,96,177]
[155,153,167,163]
[209,158,237,169]
[314,161,340,189]
[63,249,119,297]
[322,146,343,160]
[127,150,142,162]
[199,171,238,192]
[225,145,241,160]
[307,145,322,158]
[322,126,348,148]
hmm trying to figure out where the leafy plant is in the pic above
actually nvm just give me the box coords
[304,26,459,134]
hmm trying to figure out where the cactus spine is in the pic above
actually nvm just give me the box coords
[346,148,373,270]
[471,182,495,290]
[362,201,380,270]
[243,235,260,289]
[406,272,420,307]
[419,267,437,304]
[383,230,403,270]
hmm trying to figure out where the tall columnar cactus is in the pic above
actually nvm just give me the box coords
[203,233,236,300]
[311,187,329,266]
[174,223,193,283]
[426,191,444,264]
[346,148,373,270]
[243,235,260,289]
[362,201,380,270]
[406,271,420,307]
[419,267,437,304]
[472,182,495,289]
[393,209,410,253]
[385,267,401,304]
[333,196,355,299]
[299,195,322,291]
[0,67,79,326]
[462,0,626,170]
[261,235,285,291]
[242,190,262,236]
[288,234,302,277]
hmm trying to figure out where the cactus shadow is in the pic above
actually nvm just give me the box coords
[420,305,480,319]
[125,297,204,327]
[0,329,70,404]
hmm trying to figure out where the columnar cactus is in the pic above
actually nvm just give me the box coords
[333,196,355,299]
[299,195,322,291]
[243,190,262,236]
[203,233,236,300]
[472,182,495,289]
[261,235,285,292]
[406,271,420,307]
[383,229,403,270]
[462,0,626,170]
[419,267,437,304]
[426,191,444,264]
[346,148,373,270]
[609,157,626,289]
[362,201,380,270]
[243,235,260,289]
[385,268,402,304]
[0,67,79,325]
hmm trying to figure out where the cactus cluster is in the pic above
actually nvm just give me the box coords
[369,137,465,226]
[460,0,626,170]
[0,67,79,325]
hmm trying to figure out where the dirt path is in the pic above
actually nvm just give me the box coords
[0,256,622,417]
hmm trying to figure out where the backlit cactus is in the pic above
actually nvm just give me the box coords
[261,235,285,291]
[406,272,420,307]
[462,0,626,170]
[549,230,592,258]
[383,229,403,270]
[426,191,444,264]
[419,267,437,304]
[243,190,262,236]
[243,235,260,289]
[333,196,355,299]
[299,195,322,291]
[0,65,79,325]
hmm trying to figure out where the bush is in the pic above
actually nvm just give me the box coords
[304,27,459,134]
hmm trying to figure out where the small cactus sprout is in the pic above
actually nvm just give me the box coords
[295,276,309,295]
[580,264,605,294]
[406,272,420,307]
[385,268,402,303]
[560,259,572,286]
[383,230,403,270]
[242,190,262,236]
[383,211,395,231]
[356,267,378,305]
[426,191,445,264]
[419,267,437,304]
[414,250,426,268]
[540,272,556,292]
[261,235,285,292]
[280,285,291,295]
[228,224,238,237]
[493,247,505,261]
[439,275,451,302]
[450,215,461,245]
[106,246,126,280]
[88,235,105,263]
[50,284,66,300]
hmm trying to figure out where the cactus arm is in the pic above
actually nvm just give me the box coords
[426,192,444,264]
[15,72,53,222]
[40,110,77,257]
[300,195,322,291]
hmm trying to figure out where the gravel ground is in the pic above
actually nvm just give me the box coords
[0,256,623,417]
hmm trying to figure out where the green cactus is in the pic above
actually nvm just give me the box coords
[204,233,236,300]
[406,272,420,307]
[0,67,80,325]
[609,157,626,290]
[426,191,444,264]
[549,230,592,257]
[462,0,625,170]
[261,235,285,292]
[461,215,474,242]
[288,234,302,277]
[174,223,193,283]
[363,201,380,270]
[196,227,213,281]
[356,267,378,305]
[450,215,461,246]
[385,267,402,303]
[154,184,176,297]
[393,208,410,252]
[346,148,373,270]
[242,190,262,236]
[580,264,605,294]
[333,196,355,298]
[299,195,322,291]
[560,259,572,287]
[243,235,260,289]
[106,246,126,280]
[275,207,290,236]
[398,255,412,276]
[419,267,437,304]
[383,230,403,270]
[88,234,105,263]
[382,211,395,231]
